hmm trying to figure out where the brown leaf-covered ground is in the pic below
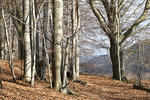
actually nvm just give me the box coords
[0,60,150,100]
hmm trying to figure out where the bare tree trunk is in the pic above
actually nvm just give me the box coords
[36,28,40,77]
[75,35,79,78]
[30,0,37,86]
[71,0,80,80]
[71,38,76,80]
[40,1,49,81]
[62,38,70,87]
[24,0,32,82]
[0,2,2,75]
[42,34,52,88]
[0,7,3,60]
[18,34,24,59]
[52,0,63,91]
[120,50,126,81]
[2,7,16,82]
[75,0,80,78]
[110,41,121,80]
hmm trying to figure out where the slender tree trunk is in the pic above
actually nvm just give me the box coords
[75,35,79,78]
[75,0,80,78]
[0,7,2,60]
[71,38,76,80]
[18,34,24,59]
[43,34,52,88]
[71,0,80,80]
[120,50,126,81]
[52,0,63,91]
[2,7,16,82]
[36,30,40,77]
[24,0,32,82]
[0,1,2,75]
[40,1,49,81]
[62,38,70,87]
[30,0,37,86]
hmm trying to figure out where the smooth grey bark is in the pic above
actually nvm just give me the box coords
[75,35,79,78]
[120,50,126,81]
[30,0,37,86]
[24,0,32,82]
[2,8,16,82]
[71,0,80,80]
[71,38,76,80]
[62,38,70,87]
[75,0,80,78]
[52,0,63,91]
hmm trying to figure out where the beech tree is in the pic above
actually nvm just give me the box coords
[24,0,32,82]
[52,0,63,91]
[88,0,150,80]
[71,0,80,80]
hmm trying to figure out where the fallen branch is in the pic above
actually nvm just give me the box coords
[133,84,150,92]
[73,80,87,86]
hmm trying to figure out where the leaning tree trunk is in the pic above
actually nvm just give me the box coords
[24,0,32,82]
[52,0,63,91]
[110,40,121,80]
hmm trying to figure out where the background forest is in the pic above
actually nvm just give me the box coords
[0,0,150,99]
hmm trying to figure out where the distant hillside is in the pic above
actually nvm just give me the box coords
[80,39,150,79]
[80,55,112,75]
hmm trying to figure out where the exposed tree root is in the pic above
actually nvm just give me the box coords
[133,84,150,92]
[121,77,129,83]
[73,80,87,86]
[60,85,79,95]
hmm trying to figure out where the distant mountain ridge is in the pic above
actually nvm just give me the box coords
[80,39,150,79]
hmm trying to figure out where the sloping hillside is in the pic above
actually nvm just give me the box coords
[0,60,150,100]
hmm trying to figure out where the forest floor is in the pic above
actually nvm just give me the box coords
[0,60,150,100]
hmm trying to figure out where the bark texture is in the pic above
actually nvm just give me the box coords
[53,0,63,91]
[24,0,32,82]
